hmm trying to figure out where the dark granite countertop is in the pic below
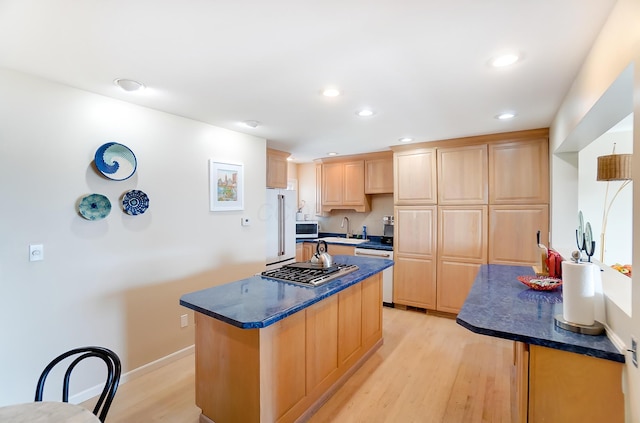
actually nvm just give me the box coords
[180,255,393,329]
[456,264,624,363]
[297,233,393,251]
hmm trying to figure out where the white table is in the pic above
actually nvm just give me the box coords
[0,401,99,422]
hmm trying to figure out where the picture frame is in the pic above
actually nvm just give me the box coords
[209,160,244,211]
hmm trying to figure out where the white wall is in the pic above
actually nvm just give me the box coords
[0,69,268,405]
[549,0,640,420]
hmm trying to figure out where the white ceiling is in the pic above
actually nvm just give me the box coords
[0,0,618,162]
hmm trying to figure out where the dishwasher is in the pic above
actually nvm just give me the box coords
[354,247,394,307]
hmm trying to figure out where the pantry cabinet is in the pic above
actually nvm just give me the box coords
[489,205,549,266]
[322,160,370,212]
[393,206,437,309]
[266,148,290,189]
[394,148,437,205]
[489,138,549,204]
[437,144,487,205]
[436,206,487,313]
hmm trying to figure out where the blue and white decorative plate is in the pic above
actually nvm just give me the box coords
[94,142,137,181]
[79,194,112,220]
[122,190,149,215]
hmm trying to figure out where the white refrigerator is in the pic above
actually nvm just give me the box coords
[265,188,297,270]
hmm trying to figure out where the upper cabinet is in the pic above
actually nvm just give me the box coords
[437,145,488,205]
[364,152,393,194]
[394,148,437,205]
[266,148,290,189]
[321,160,370,212]
[489,138,549,204]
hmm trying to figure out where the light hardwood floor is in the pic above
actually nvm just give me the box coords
[98,307,513,423]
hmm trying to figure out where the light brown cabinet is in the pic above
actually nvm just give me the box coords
[437,145,487,205]
[436,206,487,313]
[322,160,370,212]
[513,342,624,423]
[364,153,393,194]
[266,148,290,189]
[489,205,549,266]
[489,139,549,204]
[315,164,323,216]
[393,206,437,309]
[394,148,437,205]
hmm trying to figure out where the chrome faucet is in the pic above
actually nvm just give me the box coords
[341,216,351,238]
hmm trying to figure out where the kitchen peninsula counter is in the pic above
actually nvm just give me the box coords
[180,255,393,423]
[457,264,625,423]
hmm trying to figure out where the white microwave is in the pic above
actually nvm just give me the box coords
[295,220,319,239]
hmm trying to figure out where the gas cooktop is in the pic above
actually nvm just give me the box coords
[261,262,359,286]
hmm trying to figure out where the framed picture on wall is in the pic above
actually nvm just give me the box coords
[209,160,244,211]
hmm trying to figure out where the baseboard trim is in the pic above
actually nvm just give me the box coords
[72,344,195,404]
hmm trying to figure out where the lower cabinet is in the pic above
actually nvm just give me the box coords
[195,274,382,423]
[513,342,624,423]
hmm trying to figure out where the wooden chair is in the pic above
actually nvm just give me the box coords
[35,346,121,422]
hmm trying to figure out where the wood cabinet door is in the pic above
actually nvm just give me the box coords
[315,164,323,215]
[322,162,344,206]
[327,244,355,256]
[436,261,481,313]
[343,161,366,205]
[513,342,529,423]
[489,139,549,204]
[266,148,289,189]
[394,148,437,205]
[393,255,437,309]
[489,205,549,266]
[361,273,382,349]
[302,243,315,261]
[305,295,339,394]
[394,206,437,257]
[437,145,488,204]
[437,206,487,262]
[365,157,393,194]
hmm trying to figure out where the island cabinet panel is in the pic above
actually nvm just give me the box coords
[305,296,339,394]
[361,273,382,349]
[338,283,363,367]
[523,344,624,423]
[489,139,549,204]
[513,342,529,423]
[394,148,437,205]
[393,206,437,309]
[437,145,488,205]
[488,205,549,266]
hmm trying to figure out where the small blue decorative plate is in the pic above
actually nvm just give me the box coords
[79,194,112,220]
[94,142,137,181]
[122,190,149,215]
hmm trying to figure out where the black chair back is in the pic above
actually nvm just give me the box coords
[34,346,121,422]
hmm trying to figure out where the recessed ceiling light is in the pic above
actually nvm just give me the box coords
[322,88,341,97]
[240,120,260,128]
[356,109,375,117]
[399,137,413,143]
[286,156,293,161]
[490,54,520,68]
[496,112,516,120]
[327,152,338,156]
[114,78,145,92]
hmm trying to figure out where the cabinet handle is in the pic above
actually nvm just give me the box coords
[355,251,391,258]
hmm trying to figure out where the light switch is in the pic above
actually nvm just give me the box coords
[30,244,44,262]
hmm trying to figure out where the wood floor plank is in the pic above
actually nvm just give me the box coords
[97,307,512,423]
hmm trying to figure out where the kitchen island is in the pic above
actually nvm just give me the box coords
[457,264,625,423]
[180,255,393,423]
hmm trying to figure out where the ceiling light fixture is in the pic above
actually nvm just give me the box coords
[399,137,413,143]
[322,88,341,97]
[240,120,260,128]
[327,152,338,156]
[356,109,375,117]
[496,112,516,120]
[114,78,145,92]
[490,53,520,68]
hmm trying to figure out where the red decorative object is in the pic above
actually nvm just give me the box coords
[517,275,563,291]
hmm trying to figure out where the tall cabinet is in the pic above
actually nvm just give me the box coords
[392,129,549,313]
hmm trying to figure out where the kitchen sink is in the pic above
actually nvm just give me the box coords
[318,237,368,245]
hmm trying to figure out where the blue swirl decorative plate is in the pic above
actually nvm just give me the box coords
[79,194,111,220]
[122,190,149,215]
[94,142,137,181]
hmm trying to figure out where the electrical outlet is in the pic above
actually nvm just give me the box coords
[180,314,188,328]
[29,244,44,262]
[632,337,638,368]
